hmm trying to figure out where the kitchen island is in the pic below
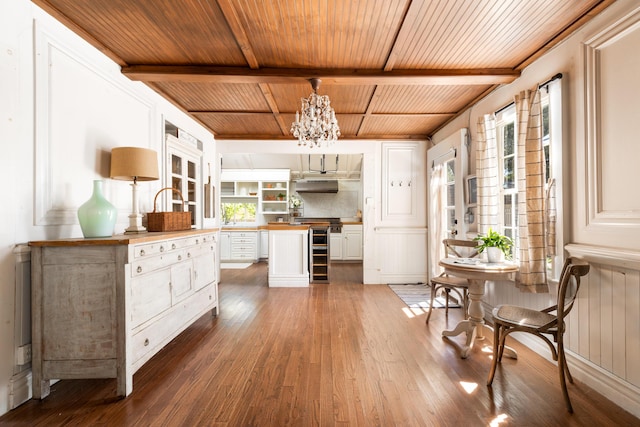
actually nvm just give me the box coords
[267,223,311,287]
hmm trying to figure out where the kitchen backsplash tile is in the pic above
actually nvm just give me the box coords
[294,181,361,219]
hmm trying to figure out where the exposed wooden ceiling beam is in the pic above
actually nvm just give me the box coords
[213,133,428,141]
[190,111,456,118]
[216,0,260,69]
[122,65,520,85]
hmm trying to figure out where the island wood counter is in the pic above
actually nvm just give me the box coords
[29,229,219,399]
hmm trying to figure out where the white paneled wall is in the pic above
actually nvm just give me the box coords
[483,245,640,418]
[566,246,640,388]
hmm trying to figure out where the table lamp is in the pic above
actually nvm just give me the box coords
[110,147,159,233]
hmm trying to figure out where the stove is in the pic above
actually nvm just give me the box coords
[296,217,342,233]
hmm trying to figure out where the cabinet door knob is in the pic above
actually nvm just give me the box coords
[144,338,149,346]
[160,246,165,252]
[178,255,182,261]
[137,266,142,273]
[172,243,177,250]
[187,252,191,258]
[140,249,145,256]
[196,239,200,244]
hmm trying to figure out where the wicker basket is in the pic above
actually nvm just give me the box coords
[146,187,192,232]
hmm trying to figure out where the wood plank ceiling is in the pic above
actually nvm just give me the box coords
[33,0,613,141]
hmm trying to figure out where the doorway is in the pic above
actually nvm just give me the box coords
[426,129,469,279]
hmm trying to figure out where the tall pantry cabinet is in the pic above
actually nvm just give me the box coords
[377,142,428,283]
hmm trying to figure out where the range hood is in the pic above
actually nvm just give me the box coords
[295,180,339,193]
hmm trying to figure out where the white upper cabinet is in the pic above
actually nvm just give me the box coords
[380,142,427,226]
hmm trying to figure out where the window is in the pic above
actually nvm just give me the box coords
[444,159,456,236]
[496,106,518,259]
[221,202,257,224]
[495,83,563,278]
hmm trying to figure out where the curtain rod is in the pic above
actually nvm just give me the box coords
[494,73,563,115]
[539,72,563,88]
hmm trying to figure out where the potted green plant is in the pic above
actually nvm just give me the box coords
[277,193,286,201]
[473,228,513,263]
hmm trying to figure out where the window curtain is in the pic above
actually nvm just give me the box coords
[514,90,549,293]
[476,114,499,235]
[546,178,557,256]
[429,163,445,278]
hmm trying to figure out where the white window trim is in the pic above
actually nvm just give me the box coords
[493,79,564,279]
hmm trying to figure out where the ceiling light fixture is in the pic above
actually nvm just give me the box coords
[291,78,340,148]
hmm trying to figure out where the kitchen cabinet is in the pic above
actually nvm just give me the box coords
[330,225,362,261]
[330,233,343,260]
[30,230,218,399]
[259,229,269,259]
[165,132,202,228]
[267,225,309,287]
[381,142,426,226]
[228,230,257,261]
[342,225,363,260]
[220,169,290,218]
[220,231,231,260]
[261,180,289,214]
[220,181,259,198]
[221,230,258,262]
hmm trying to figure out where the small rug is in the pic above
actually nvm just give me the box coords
[388,283,460,309]
[221,262,253,269]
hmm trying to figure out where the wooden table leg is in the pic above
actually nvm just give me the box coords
[442,279,486,358]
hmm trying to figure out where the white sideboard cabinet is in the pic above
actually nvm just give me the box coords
[30,229,218,399]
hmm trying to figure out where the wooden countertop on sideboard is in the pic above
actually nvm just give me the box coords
[29,228,219,247]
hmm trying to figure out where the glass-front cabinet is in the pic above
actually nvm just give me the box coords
[165,121,203,228]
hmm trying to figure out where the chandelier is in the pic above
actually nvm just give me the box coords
[291,78,340,148]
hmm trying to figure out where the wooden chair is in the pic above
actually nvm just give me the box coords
[487,258,590,413]
[425,239,479,324]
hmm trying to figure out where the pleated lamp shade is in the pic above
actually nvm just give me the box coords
[110,147,159,181]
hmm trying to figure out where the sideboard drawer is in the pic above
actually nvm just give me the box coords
[133,242,167,258]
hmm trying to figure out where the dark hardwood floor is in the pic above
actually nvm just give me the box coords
[1,262,637,426]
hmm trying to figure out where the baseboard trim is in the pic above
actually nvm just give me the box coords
[9,370,32,410]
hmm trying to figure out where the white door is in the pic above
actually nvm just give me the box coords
[426,129,468,279]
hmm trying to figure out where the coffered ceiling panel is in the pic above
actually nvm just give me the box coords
[154,82,271,111]
[34,0,614,141]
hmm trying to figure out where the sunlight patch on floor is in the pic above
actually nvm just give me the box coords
[401,307,416,318]
[460,381,478,394]
[401,306,430,318]
[490,413,509,426]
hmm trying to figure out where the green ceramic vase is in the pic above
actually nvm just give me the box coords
[77,180,117,238]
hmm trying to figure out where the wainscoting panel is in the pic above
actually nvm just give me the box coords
[484,244,640,418]
[33,20,155,226]
[375,227,428,284]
